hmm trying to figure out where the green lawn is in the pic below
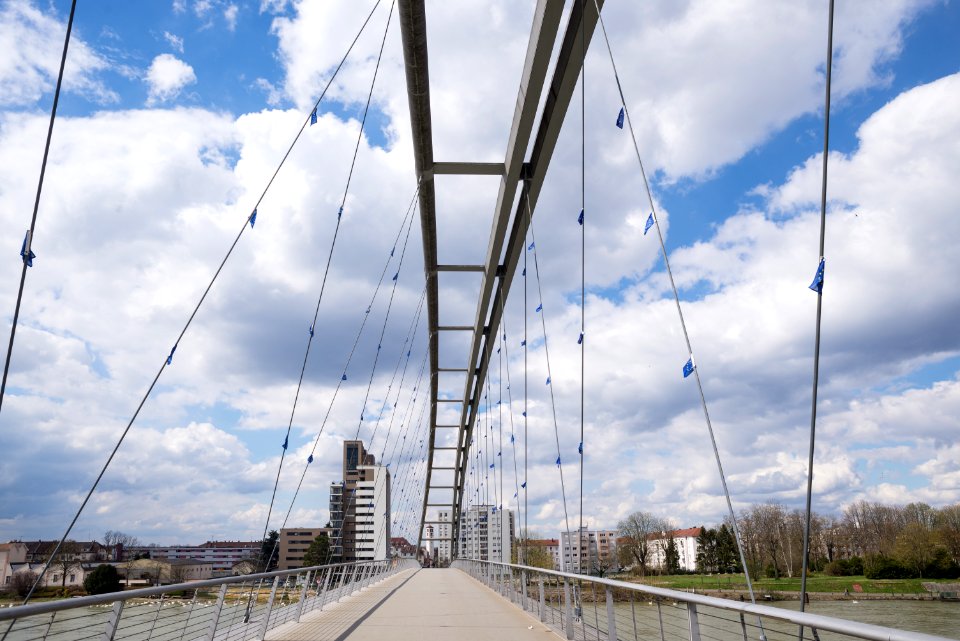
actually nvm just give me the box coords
[621,573,930,595]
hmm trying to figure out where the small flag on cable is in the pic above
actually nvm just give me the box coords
[578,441,583,455]
[527,241,535,251]
[307,454,314,463]
[545,376,551,385]
[556,456,561,467]
[514,491,518,498]
[497,451,501,457]
[521,339,526,346]
[310,108,317,125]
[341,373,348,381]
[337,206,343,219]
[19,231,35,267]
[522,267,526,276]
[577,332,583,345]
[809,257,825,293]
[616,107,625,129]
[577,209,584,225]
[536,304,542,312]
[282,436,288,450]
[510,434,515,443]
[522,411,526,417]
[249,208,257,228]
[166,345,177,366]
[489,463,494,469]
[392,272,399,281]
[309,325,314,337]
[683,355,695,378]
[644,213,654,235]
[521,482,527,489]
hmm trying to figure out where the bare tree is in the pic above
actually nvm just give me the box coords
[45,540,82,588]
[11,571,38,598]
[103,531,141,548]
[617,512,667,578]
[934,503,960,564]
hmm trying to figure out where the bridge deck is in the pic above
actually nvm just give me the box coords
[266,567,556,640]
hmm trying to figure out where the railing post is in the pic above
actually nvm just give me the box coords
[521,570,528,611]
[178,591,199,641]
[102,600,124,641]
[657,601,666,641]
[205,583,228,641]
[687,603,702,641]
[318,568,331,611]
[739,613,749,641]
[563,580,574,640]
[538,576,546,622]
[295,571,311,623]
[258,576,280,640]
[606,587,617,641]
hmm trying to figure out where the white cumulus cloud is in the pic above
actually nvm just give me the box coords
[145,53,197,105]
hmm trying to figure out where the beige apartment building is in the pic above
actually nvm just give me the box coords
[278,527,333,570]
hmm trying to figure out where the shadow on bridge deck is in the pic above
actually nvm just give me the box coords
[266,567,556,640]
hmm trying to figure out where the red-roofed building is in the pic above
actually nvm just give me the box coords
[647,527,702,572]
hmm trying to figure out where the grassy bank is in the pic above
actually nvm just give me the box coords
[622,573,930,595]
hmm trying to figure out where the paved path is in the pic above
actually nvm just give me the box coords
[266,568,558,641]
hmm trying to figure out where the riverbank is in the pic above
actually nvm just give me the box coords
[614,573,959,600]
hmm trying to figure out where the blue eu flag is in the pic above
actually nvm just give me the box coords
[310,108,317,125]
[644,213,654,235]
[683,357,695,378]
[249,208,257,228]
[809,258,825,293]
[577,209,584,225]
[616,107,625,129]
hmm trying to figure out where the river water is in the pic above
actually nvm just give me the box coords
[565,598,960,641]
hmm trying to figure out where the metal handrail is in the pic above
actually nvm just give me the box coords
[453,558,954,641]
[0,559,395,621]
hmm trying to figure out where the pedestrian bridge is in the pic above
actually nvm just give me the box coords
[1,560,953,641]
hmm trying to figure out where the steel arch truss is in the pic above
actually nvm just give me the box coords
[399,0,604,559]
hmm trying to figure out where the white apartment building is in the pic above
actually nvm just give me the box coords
[354,463,391,560]
[435,505,514,563]
[560,527,619,574]
[647,527,702,572]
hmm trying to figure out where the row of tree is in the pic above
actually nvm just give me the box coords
[735,500,960,579]
[614,500,960,579]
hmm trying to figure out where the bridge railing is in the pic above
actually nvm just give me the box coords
[451,559,953,641]
[1,558,418,641]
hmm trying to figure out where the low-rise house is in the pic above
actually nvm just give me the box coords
[647,527,702,572]
[0,542,28,589]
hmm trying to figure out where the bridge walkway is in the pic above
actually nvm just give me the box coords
[265,567,555,641]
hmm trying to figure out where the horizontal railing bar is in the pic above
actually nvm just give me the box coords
[453,559,952,641]
[437,325,474,331]
[0,560,389,621]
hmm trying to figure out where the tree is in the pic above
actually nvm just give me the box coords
[11,571,37,598]
[617,511,667,577]
[664,535,681,574]
[103,531,140,555]
[715,524,741,573]
[258,530,279,572]
[46,540,81,588]
[84,565,122,595]
[894,523,940,578]
[696,528,718,573]
[302,534,332,568]
[934,503,960,565]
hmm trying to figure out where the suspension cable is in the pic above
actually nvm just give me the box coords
[590,0,761,610]
[14,1,385,609]
[254,0,397,564]
[525,195,573,558]
[0,0,77,419]
[799,1,835,632]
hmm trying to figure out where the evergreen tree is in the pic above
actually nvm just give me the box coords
[259,530,280,572]
[302,534,332,568]
[84,565,122,595]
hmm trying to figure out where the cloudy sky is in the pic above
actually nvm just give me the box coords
[0,0,958,548]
